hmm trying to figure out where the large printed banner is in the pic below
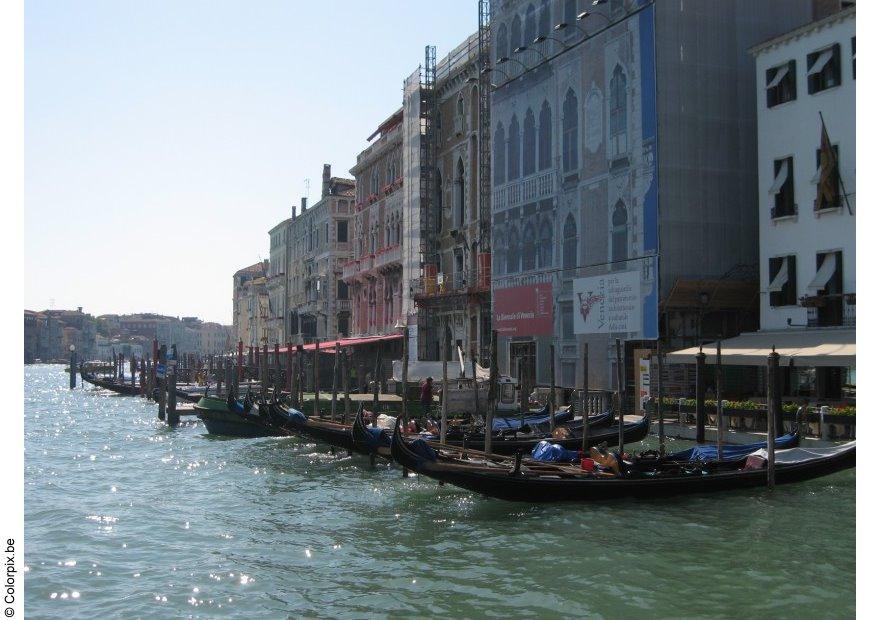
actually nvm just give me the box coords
[573,270,642,336]
[494,283,553,336]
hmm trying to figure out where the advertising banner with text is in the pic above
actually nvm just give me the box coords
[494,283,553,336]
[573,270,643,337]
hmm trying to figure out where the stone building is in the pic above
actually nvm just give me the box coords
[344,113,406,339]
[286,165,356,343]
[267,217,292,344]
[412,34,493,363]
[489,0,814,397]
[233,260,269,348]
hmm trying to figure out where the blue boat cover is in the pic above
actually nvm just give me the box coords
[531,440,580,463]
[492,407,573,431]
[363,426,391,448]
[277,407,307,423]
[667,431,797,461]
[409,439,438,461]
[230,400,245,414]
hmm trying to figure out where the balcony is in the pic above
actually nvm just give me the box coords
[411,265,491,303]
[802,293,855,327]
[374,244,402,269]
[493,168,556,212]
[341,260,359,281]
[336,299,351,312]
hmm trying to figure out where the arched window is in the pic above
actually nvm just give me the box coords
[470,134,478,220]
[524,5,536,47]
[496,23,508,63]
[508,114,520,181]
[456,94,464,119]
[562,89,578,173]
[454,157,466,228]
[563,214,577,271]
[493,227,506,276]
[370,169,379,195]
[511,15,522,56]
[610,65,628,156]
[523,108,536,176]
[507,226,520,274]
[522,221,536,271]
[538,0,551,39]
[538,101,552,171]
[538,217,553,268]
[612,200,628,263]
[493,123,506,186]
[435,168,443,234]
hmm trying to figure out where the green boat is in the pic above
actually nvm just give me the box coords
[193,395,286,438]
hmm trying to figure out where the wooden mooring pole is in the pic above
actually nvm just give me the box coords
[657,342,665,457]
[549,343,556,432]
[439,326,448,445]
[371,344,382,427]
[716,339,724,461]
[695,345,706,443]
[69,348,77,389]
[401,326,409,478]
[582,342,589,452]
[470,342,480,420]
[766,347,779,490]
[157,345,167,421]
[330,342,339,422]
[314,340,321,417]
[615,338,624,456]
[342,348,351,425]
[485,329,497,456]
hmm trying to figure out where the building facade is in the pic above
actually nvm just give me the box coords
[286,165,356,343]
[344,114,406,338]
[233,260,269,348]
[267,218,292,344]
[752,5,855,398]
[412,34,493,363]
[489,0,814,393]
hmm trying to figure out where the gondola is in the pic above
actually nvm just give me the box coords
[79,368,141,396]
[423,409,644,456]
[664,429,800,461]
[267,401,357,452]
[391,420,855,502]
[352,405,621,461]
[194,395,288,438]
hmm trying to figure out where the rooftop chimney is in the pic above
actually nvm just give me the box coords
[301,197,307,211]
[292,205,297,219]
[322,164,331,198]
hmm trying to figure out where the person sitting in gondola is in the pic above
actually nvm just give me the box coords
[589,443,631,477]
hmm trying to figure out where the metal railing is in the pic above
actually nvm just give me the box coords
[412,266,491,299]
[373,244,402,269]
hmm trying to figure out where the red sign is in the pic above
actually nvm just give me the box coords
[494,283,553,336]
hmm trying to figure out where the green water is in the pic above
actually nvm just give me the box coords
[24,365,855,618]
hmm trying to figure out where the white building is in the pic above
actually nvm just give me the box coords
[753,6,855,398]
[672,5,855,401]
[268,217,292,343]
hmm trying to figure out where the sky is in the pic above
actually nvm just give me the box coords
[24,0,477,324]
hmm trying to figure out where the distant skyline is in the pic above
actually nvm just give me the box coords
[24,1,477,324]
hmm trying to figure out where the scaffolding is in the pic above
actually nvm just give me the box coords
[477,0,491,255]
[419,45,437,270]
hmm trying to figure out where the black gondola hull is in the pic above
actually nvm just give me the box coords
[391,425,855,503]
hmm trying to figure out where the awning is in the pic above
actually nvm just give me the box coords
[766,63,789,89]
[767,258,789,292]
[276,333,404,354]
[807,48,833,76]
[666,328,855,367]
[768,159,789,194]
[808,253,836,291]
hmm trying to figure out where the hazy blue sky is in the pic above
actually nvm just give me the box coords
[25,1,476,324]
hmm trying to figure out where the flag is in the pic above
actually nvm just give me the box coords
[815,116,838,210]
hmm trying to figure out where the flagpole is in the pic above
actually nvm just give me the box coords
[818,111,853,215]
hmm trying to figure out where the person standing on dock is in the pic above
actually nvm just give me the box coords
[420,377,434,418]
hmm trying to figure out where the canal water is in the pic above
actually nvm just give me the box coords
[25,365,855,618]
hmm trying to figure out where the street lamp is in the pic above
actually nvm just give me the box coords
[553,21,587,36]
[496,56,530,71]
[532,34,569,49]
[513,45,548,60]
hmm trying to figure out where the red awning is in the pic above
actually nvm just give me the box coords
[277,333,402,354]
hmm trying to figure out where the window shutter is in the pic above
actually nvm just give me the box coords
[787,256,797,305]
[831,43,842,86]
